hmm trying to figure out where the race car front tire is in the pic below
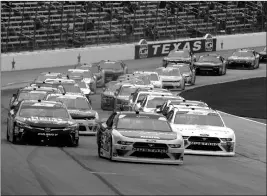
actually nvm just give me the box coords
[180,81,185,90]
[69,138,79,147]
[191,76,196,85]
[108,137,113,161]
[6,120,10,141]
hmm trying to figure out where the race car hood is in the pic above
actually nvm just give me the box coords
[150,80,162,87]
[181,72,191,77]
[228,56,255,61]
[160,76,182,82]
[102,91,114,97]
[116,129,177,140]
[259,51,267,55]
[80,88,91,95]
[16,116,75,128]
[164,57,191,62]
[171,124,234,137]
[194,62,223,66]
[68,109,97,118]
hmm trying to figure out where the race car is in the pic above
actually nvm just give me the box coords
[162,49,196,68]
[92,60,128,87]
[76,79,92,101]
[259,47,266,62]
[113,84,140,111]
[226,48,260,69]
[193,54,227,75]
[160,99,209,116]
[67,69,97,94]
[155,67,185,90]
[168,107,236,156]
[6,100,79,146]
[129,88,175,112]
[45,78,84,94]
[9,87,50,109]
[134,71,163,88]
[137,94,183,113]
[33,72,63,83]
[168,63,196,85]
[30,82,66,94]
[101,81,124,111]
[97,111,184,164]
[46,93,99,135]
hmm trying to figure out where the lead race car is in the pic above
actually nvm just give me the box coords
[259,46,266,62]
[97,111,184,164]
[87,60,128,87]
[193,54,227,75]
[162,49,196,68]
[167,107,236,156]
[226,48,260,69]
[6,100,79,146]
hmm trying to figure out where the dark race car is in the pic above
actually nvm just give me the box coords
[226,48,260,69]
[101,81,123,111]
[91,60,128,87]
[162,49,196,68]
[168,63,196,85]
[6,100,79,146]
[9,87,50,109]
[259,47,266,62]
[193,54,227,75]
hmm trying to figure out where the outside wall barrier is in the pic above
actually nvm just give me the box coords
[1,32,266,72]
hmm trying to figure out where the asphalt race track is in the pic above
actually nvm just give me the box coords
[1,47,266,195]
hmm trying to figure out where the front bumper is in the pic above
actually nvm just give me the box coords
[14,127,78,144]
[195,66,222,72]
[112,144,184,165]
[162,81,181,90]
[75,119,98,135]
[259,54,267,62]
[184,140,235,156]
[227,61,254,68]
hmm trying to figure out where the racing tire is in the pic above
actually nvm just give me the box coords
[191,76,196,85]
[11,125,19,144]
[69,137,79,147]
[6,119,10,141]
[108,137,113,161]
[223,66,227,75]
[256,62,260,69]
[180,81,185,91]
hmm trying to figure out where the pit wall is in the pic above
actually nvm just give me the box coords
[1,32,266,72]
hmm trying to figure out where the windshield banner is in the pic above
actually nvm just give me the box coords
[134,35,217,59]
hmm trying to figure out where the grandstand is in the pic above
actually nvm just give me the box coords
[1,1,266,53]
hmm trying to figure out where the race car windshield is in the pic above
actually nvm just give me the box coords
[36,75,58,81]
[232,51,254,57]
[149,74,159,81]
[54,97,92,110]
[198,56,221,63]
[168,51,190,58]
[174,113,224,127]
[177,66,191,73]
[120,87,137,96]
[61,84,81,93]
[156,69,181,76]
[147,97,177,108]
[99,61,122,70]
[18,92,46,101]
[117,117,172,132]
[19,106,69,119]
[77,81,87,88]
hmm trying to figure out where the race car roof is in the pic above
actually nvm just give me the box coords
[169,100,208,105]
[45,78,75,83]
[173,107,218,115]
[118,111,166,120]
[21,100,64,107]
[156,67,179,71]
[21,90,48,94]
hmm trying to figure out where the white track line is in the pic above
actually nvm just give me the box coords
[2,80,32,87]
[218,111,266,126]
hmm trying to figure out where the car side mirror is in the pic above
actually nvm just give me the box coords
[12,94,16,97]
[156,105,162,109]
[10,105,15,110]
[114,91,119,96]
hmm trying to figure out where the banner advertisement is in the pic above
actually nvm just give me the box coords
[134,34,217,59]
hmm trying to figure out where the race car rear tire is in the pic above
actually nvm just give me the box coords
[11,126,19,144]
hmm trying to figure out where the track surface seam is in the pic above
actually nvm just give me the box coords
[60,147,124,196]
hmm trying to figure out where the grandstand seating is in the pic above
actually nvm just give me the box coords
[1,1,266,53]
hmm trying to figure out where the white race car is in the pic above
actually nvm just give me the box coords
[134,71,163,88]
[168,107,236,156]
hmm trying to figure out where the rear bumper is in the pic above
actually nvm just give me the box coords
[75,120,98,136]
[162,82,182,90]
[195,66,222,72]
[227,61,253,68]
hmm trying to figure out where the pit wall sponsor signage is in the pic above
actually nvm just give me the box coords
[216,32,266,51]
[134,34,217,59]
